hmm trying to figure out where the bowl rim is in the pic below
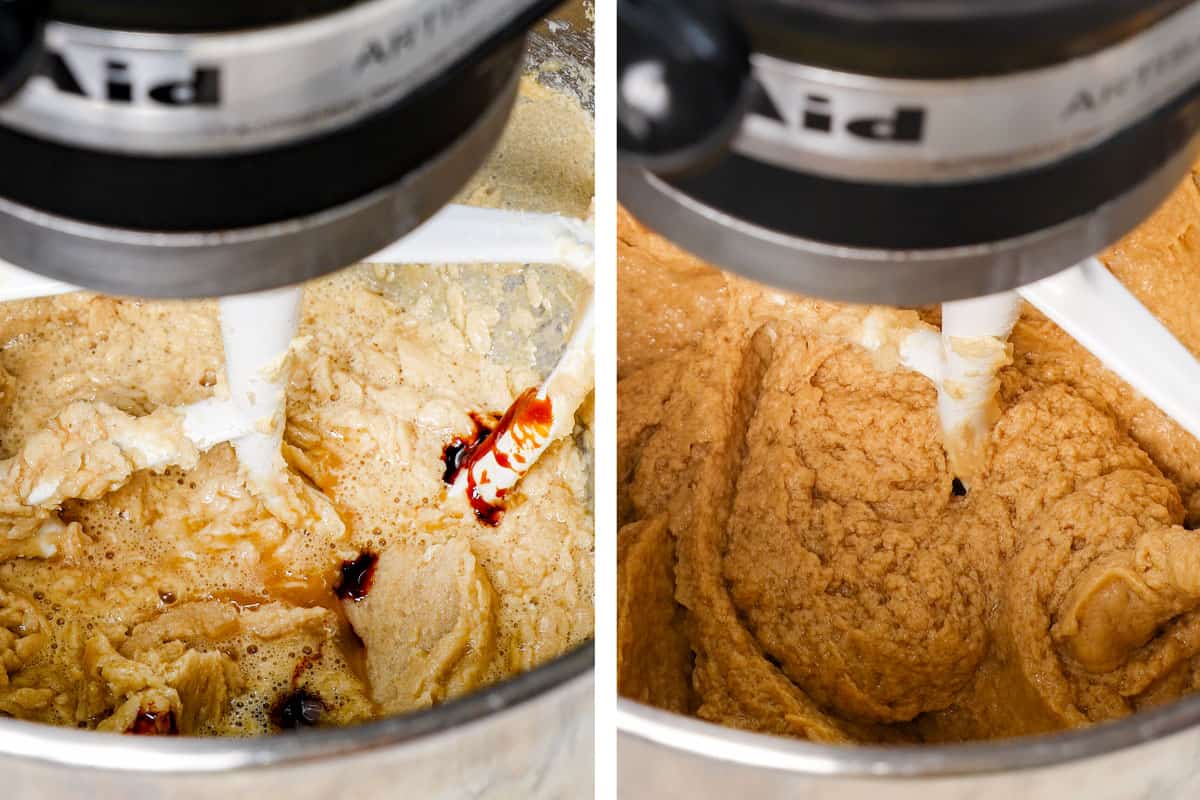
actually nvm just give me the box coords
[0,641,592,773]
[617,691,1200,778]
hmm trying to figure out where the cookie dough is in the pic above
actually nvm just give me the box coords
[617,168,1200,743]
[0,76,594,736]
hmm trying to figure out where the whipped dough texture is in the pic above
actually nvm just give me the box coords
[618,168,1200,743]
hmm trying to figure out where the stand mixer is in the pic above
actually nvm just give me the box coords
[618,0,1200,481]
[0,0,594,528]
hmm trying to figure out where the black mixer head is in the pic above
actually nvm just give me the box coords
[618,0,1200,305]
[0,0,561,297]
[733,0,1196,78]
[44,1,372,31]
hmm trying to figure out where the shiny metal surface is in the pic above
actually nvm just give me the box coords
[4,645,591,800]
[618,695,1200,798]
[0,0,545,156]
[740,4,1200,185]
[619,130,1200,305]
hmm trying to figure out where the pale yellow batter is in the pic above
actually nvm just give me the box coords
[618,167,1200,743]
[0,76,594,736]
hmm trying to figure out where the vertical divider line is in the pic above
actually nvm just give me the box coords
[593,0,618,797]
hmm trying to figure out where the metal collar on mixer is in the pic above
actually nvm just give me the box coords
[621,104,1200,305]
[618,0,1200,305]
[741,6,1200,186]
[1,0,549,156]
[0,60,520,296]
[0,0,563,297]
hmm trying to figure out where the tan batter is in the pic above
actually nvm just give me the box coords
[617,166,1200,743]
[0,76,593,736]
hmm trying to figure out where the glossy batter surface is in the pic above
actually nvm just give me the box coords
[617,169,1200,743]
[0,77,594,736]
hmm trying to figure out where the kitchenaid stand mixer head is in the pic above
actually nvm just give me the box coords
[618,0,1200,306]
[0,0,561,297]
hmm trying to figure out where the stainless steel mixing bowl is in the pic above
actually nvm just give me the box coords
[618,693,1200,798]
[6,646,591,799]
[0,3,594,798]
